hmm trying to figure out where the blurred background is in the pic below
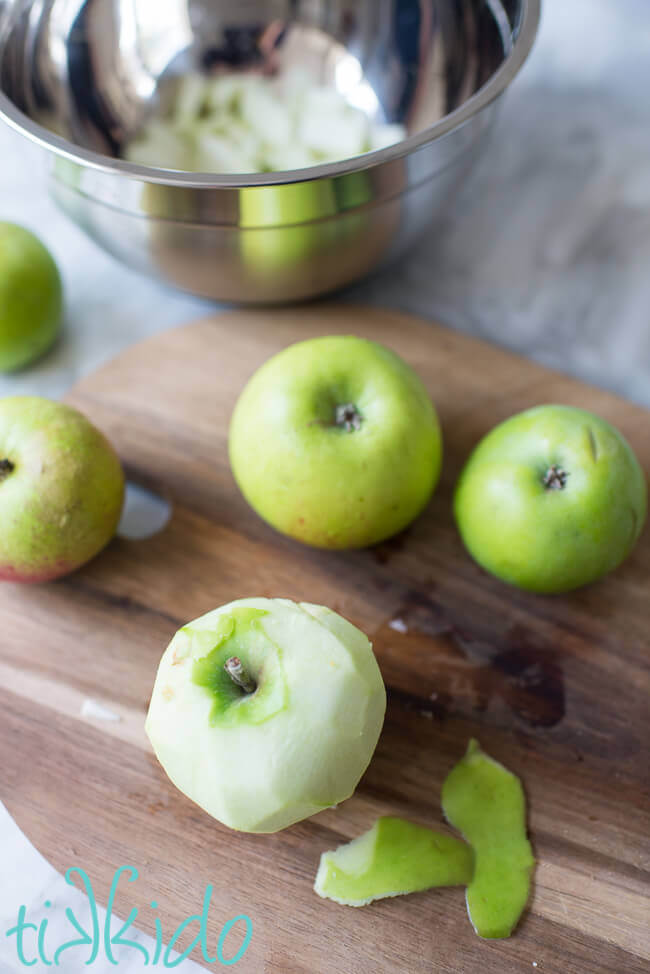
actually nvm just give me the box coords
[0,0,648,406]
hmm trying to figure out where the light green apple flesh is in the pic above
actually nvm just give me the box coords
[0,396,125,582]
[0,223,63,372]
[454,404,647,593]
[442,740,534,939]
[314,817,474,907]
[145,598,386,833]
[229,336,442,549]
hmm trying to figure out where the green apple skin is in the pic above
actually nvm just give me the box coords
[314,816,474,907]
[145,598,386,833]
[239,181,338,272]
[454,405,647,593]
[0,223,63,372]
[442,740,534,939]
[229,336,442,549]
[0,396,125,582]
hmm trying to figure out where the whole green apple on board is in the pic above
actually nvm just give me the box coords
[454,404,647,593]
[0,223,63,372]
[145,598,386,833]
[0,396,125,582]
[229,335,442,548]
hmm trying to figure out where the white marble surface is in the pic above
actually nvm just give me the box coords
[346,0,650,406]
[0,1,648,971]
[0,801,209,971]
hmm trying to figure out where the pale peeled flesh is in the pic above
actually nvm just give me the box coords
[145,598,386,833]
[124,72,405,173]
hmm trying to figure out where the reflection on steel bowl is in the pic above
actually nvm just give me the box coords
[0,0,540,304]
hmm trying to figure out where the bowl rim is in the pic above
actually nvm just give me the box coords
[0,0,541,188]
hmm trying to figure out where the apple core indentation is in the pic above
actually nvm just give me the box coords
[335,402,362,432]
[224,655,257,694]
[0,458,14,480]
[189,608,287,728]
[542,464,568,490]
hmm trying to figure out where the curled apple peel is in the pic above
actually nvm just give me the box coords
[314,817,474,907]
[314,741,534,939]
[442,739,535,938]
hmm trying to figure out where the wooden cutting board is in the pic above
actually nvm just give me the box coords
[0,305,648,973]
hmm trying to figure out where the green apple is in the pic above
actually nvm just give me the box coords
[0,223,63,372]
[314,816,474,907]
[145,598,386,833]
[454,404,647,593]
[442,740,534,939]
[229,336,442,548]
[333,172,373,211]
[239,181,338,273]
[0,396,125,582]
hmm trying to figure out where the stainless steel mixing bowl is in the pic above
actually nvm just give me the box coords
[0,0,539,303]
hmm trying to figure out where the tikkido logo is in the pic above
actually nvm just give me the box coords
[5,866,253,968]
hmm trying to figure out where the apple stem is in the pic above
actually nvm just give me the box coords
[335,403,362,432]
[224,656,257,694]
[0,459,14,482]
[543,465,568,490]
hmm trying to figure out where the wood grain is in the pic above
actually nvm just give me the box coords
[0,305,648,973]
